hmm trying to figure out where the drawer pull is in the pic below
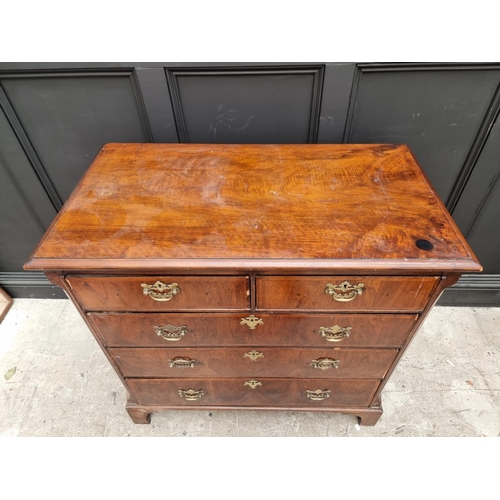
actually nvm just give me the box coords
[168,357,197,369]
[244,379,262,389]
[325,280,364,302]
[310,358,340,370]
[319,325,352,342]
[243,350,264,361]
[240,315,264,330]
[306,389,331,401]
[141,281,180,301]
[178,389,204,401]
[154,324,187,342]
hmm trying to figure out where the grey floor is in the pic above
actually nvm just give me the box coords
[0,299,499,437]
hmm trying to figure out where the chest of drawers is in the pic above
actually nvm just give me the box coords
[25,143,481,425]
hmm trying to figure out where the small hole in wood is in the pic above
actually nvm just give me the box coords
[416,239,434,251]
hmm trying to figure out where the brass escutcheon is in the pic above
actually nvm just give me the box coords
[325,280,364,302]
[168,357,197,369]
[155,324,187,341]
[310,358,340,370]
[243,350,264,361]
[306,389,331,401]
[178,389,204,401]
[240,315,264,330]
[244,379,262,389]
[141,281,180,301]
[319,325,352,342]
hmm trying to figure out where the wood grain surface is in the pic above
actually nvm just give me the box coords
[25,143,481,273]
[66,275,250,311]
[89,312,417,348]
[126,377,380,407]
[256,276,438,311]
[110,347,397,379]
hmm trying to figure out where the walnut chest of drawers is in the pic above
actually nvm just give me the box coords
[25,143,482,425]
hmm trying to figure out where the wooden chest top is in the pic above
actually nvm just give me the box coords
[25,143,481,273]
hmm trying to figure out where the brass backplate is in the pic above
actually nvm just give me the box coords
[319,325,352,342]
[244,379,262,389]
[306,389,331,401]
[142,281,180,301]
[155,324,187,341]
[325,280,364,301]
[240,315,264,330]
[243,350,264,361]
[178,389,204,401]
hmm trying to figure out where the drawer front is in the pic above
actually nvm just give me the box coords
[67,276,250,311]
[110,347,397,379]
[256,276,438,311]
[127,377,379,407]
[89,312,417,348]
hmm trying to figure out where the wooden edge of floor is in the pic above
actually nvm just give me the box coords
[0,287,13,323]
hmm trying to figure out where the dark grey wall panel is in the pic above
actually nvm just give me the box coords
[347,66,500,203]
[167,68,323,143]
[0,156,46,271]
[135,68,179,143]
[317,63,355,143]
[452,108,500,239]
[452,104,500,275]
[0,107,57,229]
[1,73,151,202]
[463,173,500,273]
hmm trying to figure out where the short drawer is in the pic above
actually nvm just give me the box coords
[110,347,397,379]
[89,312,417,348]
[66,275,250,311]
[126,377,379,407]
[256,276,438,311]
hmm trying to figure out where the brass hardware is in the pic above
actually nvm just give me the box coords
[154,324,187,342]
[178,389,204,401]
[319,325,352,342]
[243,350,264,361]
[310,358,340,370]
[306,389,331,401]
[168,357,197,369]
[244,379,262,389]
[325,280,364,302]
[240,315,264,330]
[141,281,180,301]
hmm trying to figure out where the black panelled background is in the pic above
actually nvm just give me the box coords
[1,63,499,304]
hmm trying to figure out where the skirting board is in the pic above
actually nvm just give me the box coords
[436,275,500,306]
[0,272,67,299]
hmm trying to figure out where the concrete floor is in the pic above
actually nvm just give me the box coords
[0,299,499,437]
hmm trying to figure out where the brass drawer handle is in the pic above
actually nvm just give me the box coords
[154,324,187,342]
[306,389,331,401]
[319,325,351,342]
[244,379,262,389]
[240,315,264,330]
[178,389,204,401]
[325,280,364,302]
[141,280,180,301]
[243,350,264,361]
[310,358,340,370]
[168,357,197,368]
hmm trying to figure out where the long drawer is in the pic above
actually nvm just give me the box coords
[126,377,380,407]
[89,312,417,348]
[256,276,438,311]
[67,275,250,311]
[110,347,397,379]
